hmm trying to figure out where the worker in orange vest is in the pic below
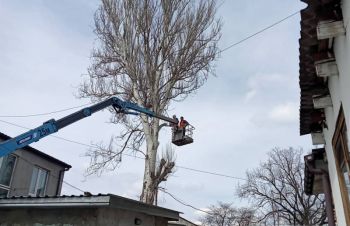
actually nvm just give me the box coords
[178,116,189,136]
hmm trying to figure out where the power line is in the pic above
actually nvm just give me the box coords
[175,165,247,181]
[0,103,91,118]
[0,119,248,182]
[219,10,300,53]
[159,188,213,215]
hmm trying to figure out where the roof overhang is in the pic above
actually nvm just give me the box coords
[298,0,343,135]
[0,194,180,220]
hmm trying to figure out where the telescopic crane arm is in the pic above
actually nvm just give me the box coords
[0,97,178,157]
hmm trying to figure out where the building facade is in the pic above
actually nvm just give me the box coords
[0,132,71,198]
[299,0,350,225]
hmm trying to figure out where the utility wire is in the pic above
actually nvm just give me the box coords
[0,103,91,118]
[61,179,85,193]
[219,10,300,53]
[0,119,248,182]
[175,165,247,181]
[159,188,213,215]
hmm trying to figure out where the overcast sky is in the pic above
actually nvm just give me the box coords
[0,0,310,223]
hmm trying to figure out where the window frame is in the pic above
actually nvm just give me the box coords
[0,154,17,198]
[28,166,49,197]
[332,106,350,224]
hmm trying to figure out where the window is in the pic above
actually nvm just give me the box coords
[0,154,16,197]
[29,167,48,196]
[333,106,350,224]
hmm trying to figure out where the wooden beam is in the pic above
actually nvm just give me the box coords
[315,60,339,77]
[313,95,332,109]
[317,20,345,40]
[311,132,326,145]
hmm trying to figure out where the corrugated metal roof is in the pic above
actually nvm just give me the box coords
[0,132,71,169]
[0,193,180,220]
[298,0,342,135]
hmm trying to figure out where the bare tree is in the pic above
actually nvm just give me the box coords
[201,202,257,226]
[235,208,256,226]
[201,202,237,226]
[237,147,326,225]
[80,0,221,204]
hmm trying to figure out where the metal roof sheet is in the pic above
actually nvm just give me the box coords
[0,193,180,220]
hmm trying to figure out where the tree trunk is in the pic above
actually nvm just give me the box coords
[140,116,160,204]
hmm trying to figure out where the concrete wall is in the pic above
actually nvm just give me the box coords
[0,207,169,226]
[320,0,350,225]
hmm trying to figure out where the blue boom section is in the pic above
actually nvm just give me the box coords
[0,97,176,157]
[0,120,58,157]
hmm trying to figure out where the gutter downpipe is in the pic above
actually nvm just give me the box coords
[305,160,335,226]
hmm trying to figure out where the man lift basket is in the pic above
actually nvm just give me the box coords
[171,116,194,146]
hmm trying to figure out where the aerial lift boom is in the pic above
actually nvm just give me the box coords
[0,97,192,158]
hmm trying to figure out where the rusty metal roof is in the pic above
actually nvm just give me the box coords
[298,0,342,135]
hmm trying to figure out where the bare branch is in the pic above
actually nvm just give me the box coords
[80,0,221,204]
[236,147,326,225]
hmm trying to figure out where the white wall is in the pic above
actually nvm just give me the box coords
[321,0,350,225]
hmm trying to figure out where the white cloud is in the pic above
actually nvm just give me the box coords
[244,89,257,102]
[250,101,298,127]
[244,73,294,102]
[268,102,298,123]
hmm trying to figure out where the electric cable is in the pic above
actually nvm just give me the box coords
[175,165,247,181]
[219,10,300,53]
[0,103,91,118]
[159,188,213,215]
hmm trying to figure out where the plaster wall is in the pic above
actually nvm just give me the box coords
[10,148,66,196]
[320,0,350,225]
[0,207,168,226]
[0,137,67,197]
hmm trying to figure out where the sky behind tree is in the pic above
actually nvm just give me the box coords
[0,0,309,223]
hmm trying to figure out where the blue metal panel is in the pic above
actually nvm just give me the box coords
[0,121,58,157]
